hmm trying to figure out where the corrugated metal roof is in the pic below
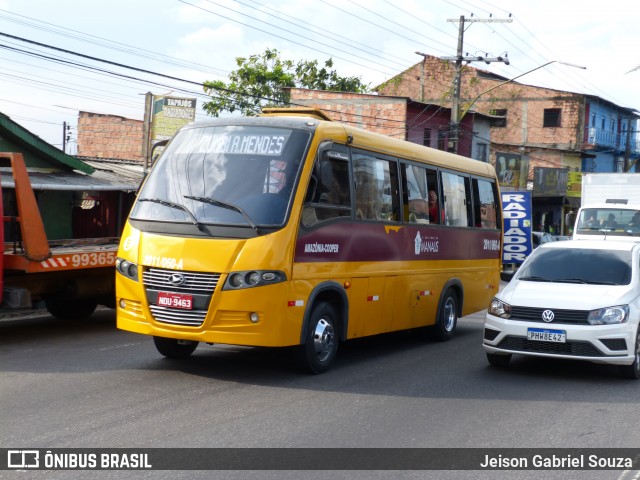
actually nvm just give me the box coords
[0,157,144,191]
[80,157,144,191]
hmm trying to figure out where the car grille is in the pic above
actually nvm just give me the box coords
[496,336,616,357]
[143,268,220,327]
[509,306,590,325]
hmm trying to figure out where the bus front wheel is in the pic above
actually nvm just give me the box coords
[297,302,339,374]
[153,336,199,359]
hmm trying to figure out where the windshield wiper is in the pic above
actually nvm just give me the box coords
[556,278,617,285]
[138,197,209,234]
[184,195,260,234]
[518,276,551,282]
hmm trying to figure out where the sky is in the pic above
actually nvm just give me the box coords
[1,0,639,154]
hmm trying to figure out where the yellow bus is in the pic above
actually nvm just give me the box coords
[116,108,502,373]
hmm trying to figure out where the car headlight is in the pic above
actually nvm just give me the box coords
[223,270,286,290]
[587,305,629,325]
[488,298,511,319]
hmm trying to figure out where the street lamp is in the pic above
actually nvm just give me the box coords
[458,60,587,122]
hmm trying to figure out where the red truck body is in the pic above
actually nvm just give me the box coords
[1,152,118,319]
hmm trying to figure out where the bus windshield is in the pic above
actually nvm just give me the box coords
[131,125,311,229]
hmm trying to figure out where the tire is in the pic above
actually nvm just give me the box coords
[619,329,640,380]
[487,352,512,367]
[429,288,458,341]
[153,336,199,359]
[45,296,98,320]
[296,302,339,374]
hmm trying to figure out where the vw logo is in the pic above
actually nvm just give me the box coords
[169,273,186,286]
[541,310,555,323]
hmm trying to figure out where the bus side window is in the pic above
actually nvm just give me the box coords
[472,178,499,229]
[402,163,439,224]
[353,153,399,222]
[441,171,472,227]
[301,155,351,228]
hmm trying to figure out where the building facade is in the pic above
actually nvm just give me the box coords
[287,87,495,162]
[376,55,640,234]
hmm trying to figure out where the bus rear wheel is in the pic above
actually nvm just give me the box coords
[297,302,339,374]
[153,336,199,359]
[429,288,458,341]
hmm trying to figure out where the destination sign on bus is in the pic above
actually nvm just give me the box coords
[191,132,290,156]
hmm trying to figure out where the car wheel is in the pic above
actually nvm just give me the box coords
[429,288,458,341]
[619,329,640,380]
[153,336,198,359]
[296,302,339,374]
[487,352,512,367]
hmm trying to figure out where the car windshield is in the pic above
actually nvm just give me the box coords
[517,248,632,285]
[576,207,640,237]
[131,125,311,228]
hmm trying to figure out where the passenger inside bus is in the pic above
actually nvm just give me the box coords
[428,190,442,224]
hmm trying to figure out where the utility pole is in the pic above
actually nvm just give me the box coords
[142,91,154,173]
[443,15,512,154]
[62,121,71,153]
[415,51,427,102]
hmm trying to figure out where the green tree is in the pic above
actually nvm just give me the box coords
[202,48,370,117]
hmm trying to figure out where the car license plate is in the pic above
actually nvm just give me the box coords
[157,292,193,310]
[527,328,566,343]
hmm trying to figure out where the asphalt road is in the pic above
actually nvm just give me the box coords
[1,303,639,480]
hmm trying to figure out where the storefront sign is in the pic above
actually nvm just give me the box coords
[501,191,533,264]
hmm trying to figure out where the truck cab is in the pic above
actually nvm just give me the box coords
[573,174,640,241]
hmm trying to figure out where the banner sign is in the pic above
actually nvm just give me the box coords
[533,167,569,196]
[501,191,533,264]
[151,96,197,144]
[495,153,529,190]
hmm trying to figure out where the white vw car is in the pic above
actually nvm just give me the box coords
[484,240,640,379]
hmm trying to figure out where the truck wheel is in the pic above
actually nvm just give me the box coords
[153,336,199,359]
[45,297,97,320]
[296,302,339,374]
[619,329,640,380]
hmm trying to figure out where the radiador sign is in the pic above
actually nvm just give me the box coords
[501,192,533,264]
[151,96,196,144]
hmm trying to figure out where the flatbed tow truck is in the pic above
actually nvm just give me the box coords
[1,152,118,319]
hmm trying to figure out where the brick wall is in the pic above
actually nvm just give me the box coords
[288,89,408,139]
[77,111,144,161]
[377,55,585,172]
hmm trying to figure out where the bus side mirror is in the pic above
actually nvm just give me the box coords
[565,211,576,227]
[150,139,170,166]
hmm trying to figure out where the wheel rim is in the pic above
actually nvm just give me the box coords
[312,317,335,363]
[443,297,456,332]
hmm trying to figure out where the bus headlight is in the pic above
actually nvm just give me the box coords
[488,298,511,319]
[588,305,629,325]
[116,257,139,281]
[223,270,287,290]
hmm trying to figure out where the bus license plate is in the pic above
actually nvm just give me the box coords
[527,328,566,343]
[157,292,193,310]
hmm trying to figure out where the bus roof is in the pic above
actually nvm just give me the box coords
[182,108,497,179]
